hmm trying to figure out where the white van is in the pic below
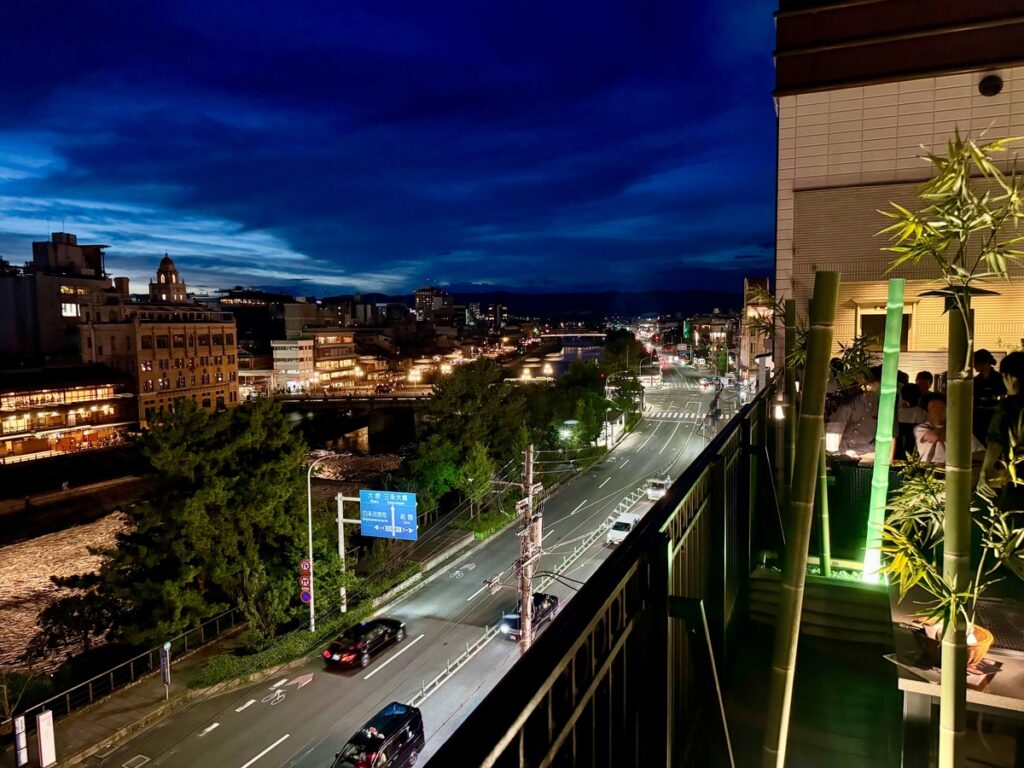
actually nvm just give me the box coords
[606,512,641,545]
[646,476,671,501]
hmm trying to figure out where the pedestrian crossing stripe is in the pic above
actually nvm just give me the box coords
[649,411,702,419]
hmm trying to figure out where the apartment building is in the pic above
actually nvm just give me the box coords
[80,256,240,424]
[775,1,1024,376]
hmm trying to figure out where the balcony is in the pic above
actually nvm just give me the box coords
[426,381,1024,767]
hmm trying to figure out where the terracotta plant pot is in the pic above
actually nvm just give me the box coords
[912,624,993,667]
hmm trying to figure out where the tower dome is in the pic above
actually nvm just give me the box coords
[149,253,188,303]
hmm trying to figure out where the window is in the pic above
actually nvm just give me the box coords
[198,334,210,346]
[227,354,235,364]
[110,337,117,352]
[125,335,131,348]
[60,285,75,295]
[173,334,185,348]
[226,333,234,345]
[143,380,154,392]
[216,396,225,410]
[214,355,223,365]
[216,372,224,383]
[159,359,170,370]
[190,375,196,386]
[97,345,103,356]
[159,377,169,389]
[230,391,237,403]
[860,313,911,352]
[156,335,170,349]
[201,373,211,384]
[177,376,186,387]
[188,335,195,347]
[141,361,153,372]
[202,398,211,408]
[61,302,80,318]
[212,334,224,346]
[142,335,154,350]
[229,371,237,382]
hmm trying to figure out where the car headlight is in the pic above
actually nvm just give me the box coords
[332,653,341,661]
[500,623,510,634]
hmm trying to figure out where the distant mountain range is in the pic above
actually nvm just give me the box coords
[318,289,740,319]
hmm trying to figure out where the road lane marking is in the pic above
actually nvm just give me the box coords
[637,422,661,451]
[363,634,426,680]
[598,477,611,489]
[619,459,630,470]
[239,734,290,768]
[659,423,681,455]
[269,678,288,689]
[235,699,256,713]
[570,499,587,515]
[199,723,220,737]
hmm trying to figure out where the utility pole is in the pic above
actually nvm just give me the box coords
[516,443,543,655]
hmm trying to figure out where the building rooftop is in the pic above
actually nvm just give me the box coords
[0,365,131,394]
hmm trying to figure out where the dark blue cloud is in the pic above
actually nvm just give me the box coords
[0,0,777,295]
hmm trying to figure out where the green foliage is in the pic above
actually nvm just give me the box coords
[452,507,515,540]
[715,348,729,376]
[402,434,461,512]
[35,399,309,651]
[601,329,647,375]
[0,668,51,721]
[27,590,114,663]
[457,441,496,517]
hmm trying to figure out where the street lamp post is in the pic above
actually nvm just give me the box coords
[305,454,334,633]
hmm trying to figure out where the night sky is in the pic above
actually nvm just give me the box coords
[1,1,777,296]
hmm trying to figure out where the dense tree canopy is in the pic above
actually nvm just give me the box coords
[33,399,309,656]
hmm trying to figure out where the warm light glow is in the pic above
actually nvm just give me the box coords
[440,363,453,375]
[542,363,553,376]
[408,370,422,383]
[520,368,532,380]
[773,403,784,420]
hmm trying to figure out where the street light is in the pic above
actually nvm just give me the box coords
[305,453,334,633]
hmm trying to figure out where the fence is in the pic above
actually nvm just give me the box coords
[5,608,241,729]
[424,381,776,768]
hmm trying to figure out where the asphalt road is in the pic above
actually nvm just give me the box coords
[99,362,718,768]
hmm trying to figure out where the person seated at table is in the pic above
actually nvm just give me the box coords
[826,373,881,459]
[979,351,1024,501]
[913,395,983,465]
[897,382,928,459]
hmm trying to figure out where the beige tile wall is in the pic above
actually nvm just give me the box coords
[776,65,1024,302]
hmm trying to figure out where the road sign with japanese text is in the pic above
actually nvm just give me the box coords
[359,490,418,541]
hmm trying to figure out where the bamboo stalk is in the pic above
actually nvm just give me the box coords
[940,302,973,768]
[762,271,839,768]
[864,278,905,583]
[816,433,832,578]
[784,300,797,497]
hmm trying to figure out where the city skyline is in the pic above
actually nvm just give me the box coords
[1,1,776,296]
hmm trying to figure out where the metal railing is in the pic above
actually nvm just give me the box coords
[4,608,241,729]
[425,382,776,767]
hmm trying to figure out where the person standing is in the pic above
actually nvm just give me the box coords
[978,351,1024,505]
[973,349,1006,445]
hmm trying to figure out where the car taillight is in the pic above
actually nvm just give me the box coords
[322,650,331,658]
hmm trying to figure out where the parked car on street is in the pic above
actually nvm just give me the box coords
[323,619,406,669]
[332,701,425,768]
[606,512,641,545]
[499,593,559,641]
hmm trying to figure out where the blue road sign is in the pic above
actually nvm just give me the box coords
[359,489,418,541]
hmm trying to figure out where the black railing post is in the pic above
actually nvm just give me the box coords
[645,534,671,767]
[707,454,727,661]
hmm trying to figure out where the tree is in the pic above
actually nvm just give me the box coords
[715,348,729,376]
[35,399,309,650]
[879,133,1024,767]
[602,329,647,375]
[403,434,461,513]
[457,442,495,518]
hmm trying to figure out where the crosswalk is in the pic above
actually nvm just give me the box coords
[657,381,699,391]
[648,410,704,420]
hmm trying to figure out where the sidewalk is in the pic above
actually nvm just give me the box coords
[3,630,252,768]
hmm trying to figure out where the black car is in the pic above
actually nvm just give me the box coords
[323,619,405,668]
[499,592,559,642]
[332,702,425,768]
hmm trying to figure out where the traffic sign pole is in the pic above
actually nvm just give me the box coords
[336,494,360,614]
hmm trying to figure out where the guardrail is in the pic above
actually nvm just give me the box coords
[425,380,777,767]
[4,608,241,730]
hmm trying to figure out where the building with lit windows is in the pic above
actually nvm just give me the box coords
[272,339,316,393]
[303,328,360,389]
[80,256,240,425]
[0,366,136,463]
[0,232,130,365]
[414,286,452,321]
[738,277,772,378]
